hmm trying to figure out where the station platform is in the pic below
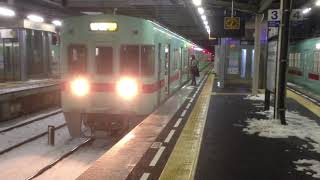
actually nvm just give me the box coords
[0,79,59,96]
[0,79,61,121]
[77,73,320,180]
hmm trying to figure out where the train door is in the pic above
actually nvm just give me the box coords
[2,39,19,81]
[302,52,311,80]
[164,44,170,95]
[157,44,162,105]
[179,47,183,85]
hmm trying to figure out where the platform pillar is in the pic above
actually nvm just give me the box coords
[252,14,263,95]
[275,0,291,124]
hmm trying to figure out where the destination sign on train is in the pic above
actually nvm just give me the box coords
[90,22,118,31]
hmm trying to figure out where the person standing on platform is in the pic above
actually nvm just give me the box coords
[190,55,199,86]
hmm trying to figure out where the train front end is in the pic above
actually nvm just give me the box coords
[61,15,157,137]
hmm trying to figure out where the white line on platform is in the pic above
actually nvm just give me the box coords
[149,146,165,167]
[186,103,191,109]
[140,173,150,180]
[181,110,187,117]
[190,98,194,103]
[174,118,183,128]
[164,130,175,143]
[309,98,317,103]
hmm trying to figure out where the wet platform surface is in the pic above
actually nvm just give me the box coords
[195,81,320,180]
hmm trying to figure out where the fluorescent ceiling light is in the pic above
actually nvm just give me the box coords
[302,8,311,14]
[316,0,320,6]
[52,20,62,26]
[316,43,320,49]
[201,15,206,21]
[27,14,44,22]
[198,7,204,15]
[192,0,201,6]
[203,20,208,25]
[0,7,15,17]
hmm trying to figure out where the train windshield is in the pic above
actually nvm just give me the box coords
[95,46,113,74]
[120,45,139,76]
[68,44,87,74]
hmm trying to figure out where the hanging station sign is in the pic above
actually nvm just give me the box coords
[224,17,240,30]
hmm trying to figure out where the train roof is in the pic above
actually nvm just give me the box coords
[63,14,201,49]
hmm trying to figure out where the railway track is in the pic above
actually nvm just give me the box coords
[0,123,66,155]
[0,109,62,134]
[26,137,94,180]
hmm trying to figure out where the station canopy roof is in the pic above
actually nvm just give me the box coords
[0,0,313,48]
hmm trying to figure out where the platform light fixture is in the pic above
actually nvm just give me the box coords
[0,6,15,17]
[201,15,206,21]
[316,43,320,49]
[316,0,320,6]
[302,7,311,14]
[192,1,210,35]
[198,7,204,15]
[52,20,62,26]
[27,14,44,22]
[192,0,202,6]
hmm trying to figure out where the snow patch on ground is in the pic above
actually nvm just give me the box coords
[244,108,320,153]
[294,159,320,178]
[243,105,320,178]
[0,113,65,151]
[244,94,265,101]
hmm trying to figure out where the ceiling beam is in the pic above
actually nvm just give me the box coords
[258,0,274,13]
[206,0,258,14]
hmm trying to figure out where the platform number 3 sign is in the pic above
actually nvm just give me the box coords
[268,9,280,22]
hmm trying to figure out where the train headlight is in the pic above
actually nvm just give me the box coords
[116,78,138,100]
[70,77,90,97]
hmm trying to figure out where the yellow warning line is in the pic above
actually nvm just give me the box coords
[159,74,214,180]
[287,90,320,117]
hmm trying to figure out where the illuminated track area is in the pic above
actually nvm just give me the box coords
[0,107,146,180]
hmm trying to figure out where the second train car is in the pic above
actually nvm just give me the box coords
[60,14,211,137]
[288,37,320,96]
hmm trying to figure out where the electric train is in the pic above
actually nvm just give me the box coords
[60,14,211,137]
[288,37,320,95]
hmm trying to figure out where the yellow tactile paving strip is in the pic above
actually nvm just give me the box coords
[287,90,320,117]
[159,74,214,180]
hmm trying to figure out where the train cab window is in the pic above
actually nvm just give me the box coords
[68,45,87,73]
[141,45,155,76]
[95,47,113,74]
[120,45,139,75]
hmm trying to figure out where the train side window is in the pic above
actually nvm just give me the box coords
[120,45,139,75]
[141,45,155,76]
[68,45,87,73]
[95,47,113,74]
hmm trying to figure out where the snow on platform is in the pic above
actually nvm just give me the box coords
[243,94,320,178]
